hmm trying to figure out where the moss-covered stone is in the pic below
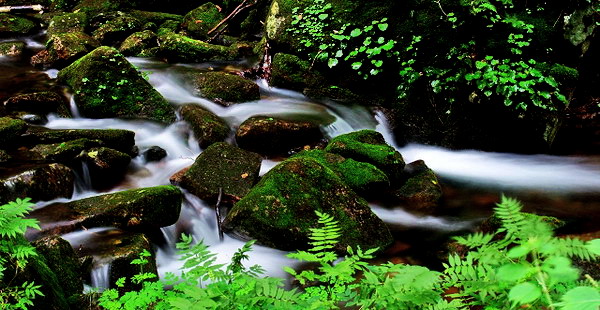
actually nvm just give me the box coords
[236,115,324,156]
[0,117,27,147]
[73,0,132,14]
[188,71,260,105]
[4,91,67,114]
[292,149,389,197]
[179,142,261,204]
[33,236,83,298]
[47,12,88,36]
[157,19,180,34]
[0,163,74,205]
[29,138,104,163]
[182,2,224,40]
[223,157,393,252]
[31,31,101,69]
[270,52,311,90]
[390,160,442,213]
[22,127,136,155]
[157,31,236,62]
[179,104,230,149]
[0,41,25,57]
[326,130,405,184]
[78,147,131,189]
[57,46,176,123]
[118,30,158,56]
[0,13,37,36]
[29,185,183,238]
[92,14,143,45]
[128,10,184,26]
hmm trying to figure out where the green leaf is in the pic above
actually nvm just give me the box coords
[318,13,329,20]
[586,239,600,255]
[559,286,600,310]
[328,58,339,68]
[381,40,395,51]
[475,61,487,70]
[508,282,542,305]
[377,23,388,31]
[351,62,362,70]
[508,245,530,258]
[496,263,531,282]
[350,28,362,37]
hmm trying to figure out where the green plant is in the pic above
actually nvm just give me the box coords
[0,198,43,310]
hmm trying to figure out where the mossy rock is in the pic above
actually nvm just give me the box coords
[0,149,10,164]
[0,40,25,57]
[22,127,136,155]
[223,156,393,252]
[188,71,260,105]
[118,30,158,56]
[0,13,37,36]
[29,138,104,163]
[0,163,74,205]
[270,52,311,90]
[29,185,183,238]
[179,103,230,149]
[128,10,184,26]
[157,31,236,62]
[4,91,67,114]
[78,147,131,189]
[57,46,176,123]
[47,12,88,36]
[326,130,405,184]
[73,0,134,14]
[0,116,27,147]
[292,149,389,197]
[31,31,101,69]
[92,14,143,45]
[236,115,324,157]
[390,160,442,213]
[182,2,224,40]
[33,236,83,298]
[157,19,180,34]
[179,142,261,205]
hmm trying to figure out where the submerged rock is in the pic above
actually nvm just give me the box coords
[4,91,67,114]
[157,32,235,62]
[223,157,393,252]
[326,130,405,184]
[0,13,37,36]
[143,145,167,162]
[31,32,101,69]
[0,163,74,205]
[22,127,136,155]
[236,115,324,156]
[390,160,442,213]
[29,185,183,238]
[33,236,83,298]
[179,104,230,149]
[182,2,224,40]
[179,142,261,204]
[57,46,175,123]
[0,41,25,57]
[188,71,260,105]
[0,117,27,147]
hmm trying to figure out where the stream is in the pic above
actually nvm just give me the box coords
[3,36,600,291]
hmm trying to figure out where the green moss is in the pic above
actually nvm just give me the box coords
[223,157,393,252]
[157,32,235,62]
[190,71,260,104]
[128,10,183,26]
[40,31,100,67]
[33,236,83,298]
[0,41,25,57]
[270,53,310,90]
[550,64,579,83]
[0,149,11,164]
[23,128,135,154]
[119,30,158,56]
[183,2,224,39]
[30,138,103,162]
[325,130,405,183]
[92,14,143,45]
[0,117,27,147]
[392,160,442,212]
[179,104,230,148]
[57,46,175,123]
[0,13,37,36]
[47,12,88,36]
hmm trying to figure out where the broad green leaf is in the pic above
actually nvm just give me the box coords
[475,61,487,70]
[350,28,362,37]
[559,286,600,310]
[318,13,328,20]
[328,58,339,68]
[507,245,530,258]
[508,282,542,305]
[496,263,531,282]
[377,23,389,31]
[351,62,362,70]
[381,40,395,51]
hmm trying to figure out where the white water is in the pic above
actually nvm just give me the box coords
[90,263,111,291]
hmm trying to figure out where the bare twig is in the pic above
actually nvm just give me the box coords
[0,4,44,13]
[434,0,448,17]
[215,187,224,242]
[207,0,257,37]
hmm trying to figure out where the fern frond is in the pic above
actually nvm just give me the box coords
[549,237,599,261]
[307,211,341,253]
[494,195,528,239]
[454,232,495,248]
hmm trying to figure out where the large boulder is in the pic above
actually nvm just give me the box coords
[291,150,389,197]
[179,104,230,149]
[179,142,261,205]
[4,91,68,114]
[223,157,393,252]
[0,163,74,205]
[182,2,224,40]
[188,71,260,105]
[32,236,83,298]
[46,12,88,36]
[57,46,176,123]
[21,127,136,155]
[31,32,101,69]
[0,13,37,37]
[28,185,183,238]
[270,52,312,91]
[390,160,442,213]
[236,115,324,156]
[92,14,143,45]
[0,117,27,147]
[157,32,236,62]
[325,130,405,184]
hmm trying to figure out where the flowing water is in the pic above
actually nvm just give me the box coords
[3,38,600,290]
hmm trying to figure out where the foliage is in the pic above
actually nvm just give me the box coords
[100,198,600,310]
[0,198,43,310]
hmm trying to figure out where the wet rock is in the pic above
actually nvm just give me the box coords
[223,157,393,252]
[157,31,236,62]
[270,53,311,91]
[78,147,132,189]
[169,166,188,184]
[0,163,74,205]
[291,150,389,197]
[236,115,323,156]
[57,46,176,123]
[29,185,183,238]
[92,14,143,46]
[22,127,136,155]
[0,40,25,57]
[0,13,37,37]
[0,149,10,164]
[47,12,88,36]
[29,138,103,163]
[179,104,230,149]
[31,32,101,69]
[33,236,83,298]
[118,30,158,56]
[390,160,442,213]
[0,117,27,148]
[20,114,46,124]
[188,71,260,105]
[182,2,224,40]
[143,145,167,162]
[4,91,67,114]
[325,130,405,184]
[179,142,261,204]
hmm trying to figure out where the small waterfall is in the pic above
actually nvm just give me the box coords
[90,263,111,292]
[73,161,93,193]
[68,96,81,118]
